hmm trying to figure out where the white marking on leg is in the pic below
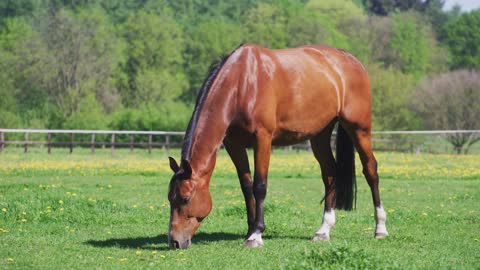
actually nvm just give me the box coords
[245,232,264,247]
[313,209,335,241]
[374,206,388,238]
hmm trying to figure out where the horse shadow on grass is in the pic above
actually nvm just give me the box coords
[85,232,310,250]
[85,232,244,251]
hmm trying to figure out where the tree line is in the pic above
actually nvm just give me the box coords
[0,0,479,150]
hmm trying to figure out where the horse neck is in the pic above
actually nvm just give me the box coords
[188,84,236,184]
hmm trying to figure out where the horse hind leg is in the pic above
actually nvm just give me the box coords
[346,124,388,238]
[310,124,337,241]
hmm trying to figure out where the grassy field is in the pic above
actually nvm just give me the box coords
[0,148,479,269]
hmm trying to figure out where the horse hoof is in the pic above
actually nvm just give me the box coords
[312,233,330,241]
[374,232,388,239]
[244,239,263,248]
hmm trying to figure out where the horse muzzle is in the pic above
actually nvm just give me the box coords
[169,238,191,250]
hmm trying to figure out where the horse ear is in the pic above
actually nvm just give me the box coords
[181,159,192,178]
[169,157,180,173]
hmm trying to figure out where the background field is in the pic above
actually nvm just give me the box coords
[1,149,479,269]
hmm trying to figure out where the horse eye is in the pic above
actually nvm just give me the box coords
[182,197,191,204]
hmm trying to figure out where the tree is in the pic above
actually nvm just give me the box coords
[368,64,420,131]
[362,0,431,16]
[0,17,49,128]
[441,10,480,69]
[413,70,480,154]
[390,12,431,79]
[183,18,244,101]
[119,8,186,107]
[244,2,289,49]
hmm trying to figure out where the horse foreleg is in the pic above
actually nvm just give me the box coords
[310,126,337,241]
[244,129,272,248]
[223,138,255,238]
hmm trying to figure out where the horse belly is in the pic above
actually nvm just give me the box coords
[271,130,315,146]
[274,86,338,144]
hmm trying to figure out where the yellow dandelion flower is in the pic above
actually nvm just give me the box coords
[388,209,395,213]
[135,250,142,255]
[108,185,112,188]
[0,228,8,233]
[149,205,155,210]
[151,251,158,255]
[133,204,138,208]
[21,218,27,222]
[6,258,14,262]
[107,231,112,235]
[58,200,64,204]
[160,255,166,259]
[22,211,26,215]
[1,208,6,212]
[106,256,114,260]
[59,208,64,211]
[421,212,428,216]
[119,258,127,262]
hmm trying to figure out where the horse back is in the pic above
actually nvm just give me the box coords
[228,43,371,142]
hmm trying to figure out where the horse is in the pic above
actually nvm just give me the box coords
[167,43,388,249]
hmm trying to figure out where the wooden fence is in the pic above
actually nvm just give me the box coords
[0,128,479,154]
[0,129,184,154]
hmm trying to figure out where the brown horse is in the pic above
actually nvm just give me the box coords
[167,43,388,249]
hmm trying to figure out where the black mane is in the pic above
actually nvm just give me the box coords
[180,54,232,161]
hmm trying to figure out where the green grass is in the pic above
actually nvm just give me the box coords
[0,149,479,269]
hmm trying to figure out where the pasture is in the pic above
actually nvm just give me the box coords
[0,149,479,269]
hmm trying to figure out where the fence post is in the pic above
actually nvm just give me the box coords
[111,133,115,155]
[69,133,74,154]
[0,132,4,152]
[91,133,96,154]
[148,134,152,154]
[24,132,29,153]
[47,133,52,154]
[165,135,170,154]
[130,134,134,154]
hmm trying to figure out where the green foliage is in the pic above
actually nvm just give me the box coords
[0,110,21,128]
[369,64,421,130]
[183,18,244,100]
[110,102,190,132]
[0,0,470,132]
[390,12,431,79]
[442,10,480,69]
[362,0,431,16]
[119,8,186,107]
[64,94,108,130]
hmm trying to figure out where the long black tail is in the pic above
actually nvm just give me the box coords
[335,125,356,211]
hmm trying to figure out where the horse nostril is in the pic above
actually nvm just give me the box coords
[171,240,180,249]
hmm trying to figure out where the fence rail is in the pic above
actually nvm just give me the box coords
[0,129,185,154]
[0,128,479,154]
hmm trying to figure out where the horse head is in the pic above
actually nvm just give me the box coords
[167,157,212,249]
